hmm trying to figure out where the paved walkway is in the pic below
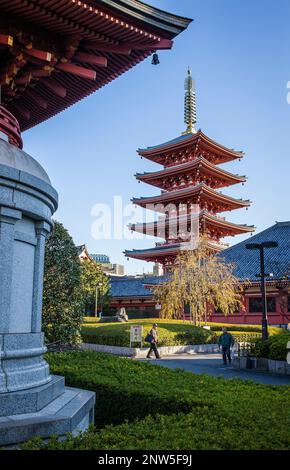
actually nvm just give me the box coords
[138,353,290,385]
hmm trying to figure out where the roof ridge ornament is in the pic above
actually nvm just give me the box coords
[182,67,197,135]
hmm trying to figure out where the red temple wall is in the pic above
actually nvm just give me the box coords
[110,289,290,326]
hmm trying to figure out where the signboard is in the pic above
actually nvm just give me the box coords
[130,325,143,347]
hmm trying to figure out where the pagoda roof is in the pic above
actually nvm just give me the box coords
[130,211,255,237]
[125,238,226,261]
[138,130,244,164]
[124,242,184,261]
[132,182,251,213]
[136,156,246,189]
[0,0,191,130]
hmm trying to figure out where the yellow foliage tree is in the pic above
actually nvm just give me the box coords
[153,238,244,325]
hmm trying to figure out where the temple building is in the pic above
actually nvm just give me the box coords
[111,222,290,327]
[125,69,254,270]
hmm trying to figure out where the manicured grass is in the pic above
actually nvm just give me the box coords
[81,318,283,347]
[81,321,214,347]
[22,351,290,450]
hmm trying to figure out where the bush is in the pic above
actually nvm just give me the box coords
[251,334,290,361]
[81,323,214,347]
[22,350,290,450]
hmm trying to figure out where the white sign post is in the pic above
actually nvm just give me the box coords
[130,325,143,348]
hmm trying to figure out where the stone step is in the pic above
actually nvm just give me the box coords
[0,375,65,417]
[0,386,95,446]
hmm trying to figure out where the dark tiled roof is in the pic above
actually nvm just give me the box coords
[220,221,290,281]
[109,276,157,298]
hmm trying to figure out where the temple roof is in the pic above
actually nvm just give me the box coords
[136,156,246,189]
[130,211,255,237]
[109,275,156,298]
[125,242,182,260]
[221,221,290,281]
[132,182,251,212]
[125,238,225,261]
[0,0,192,130]
[138,130,244,164]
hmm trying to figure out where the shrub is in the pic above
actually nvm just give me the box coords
[22,350,290,450]
[251,334,290,361]
[81,323,214,347]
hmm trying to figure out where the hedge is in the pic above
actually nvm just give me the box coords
[81,323,214,347]
[83,317,283,334]
[251,333,290,361]
[22,350,290,450]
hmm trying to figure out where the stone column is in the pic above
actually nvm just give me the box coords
[31,221,51,333]
[0,116,95,446]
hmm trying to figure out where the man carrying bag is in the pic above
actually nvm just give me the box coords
[145,323,160,359]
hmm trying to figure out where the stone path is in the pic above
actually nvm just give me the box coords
[138,353,290,385]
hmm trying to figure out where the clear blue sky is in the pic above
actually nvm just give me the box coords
[23,0,290,275]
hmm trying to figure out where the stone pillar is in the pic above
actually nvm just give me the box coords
[0,114,95,446]
[31,221,51,333]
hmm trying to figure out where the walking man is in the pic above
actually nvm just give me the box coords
[146,323,160,359]
[218,327,234,365]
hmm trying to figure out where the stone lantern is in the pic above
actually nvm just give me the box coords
[0,106,95,446]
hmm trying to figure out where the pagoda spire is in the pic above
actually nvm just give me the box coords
[182,67,197,135]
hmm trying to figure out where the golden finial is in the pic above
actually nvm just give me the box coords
[182,67,197,135]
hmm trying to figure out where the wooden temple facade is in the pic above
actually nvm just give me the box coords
[125,69,255,270]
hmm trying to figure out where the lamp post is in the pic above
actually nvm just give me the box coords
[95,282,103,317]
[245,241,278,341]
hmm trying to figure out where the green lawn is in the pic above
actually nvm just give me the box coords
[22,351,290,450]
[81,318,282,347]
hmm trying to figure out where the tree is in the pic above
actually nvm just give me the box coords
[42,221,84,345]
[154,238,243,325]
[80,260,109,315]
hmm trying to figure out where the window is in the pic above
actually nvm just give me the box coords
[249,297,276,313]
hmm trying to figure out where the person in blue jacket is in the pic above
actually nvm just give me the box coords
[218,327,235,365]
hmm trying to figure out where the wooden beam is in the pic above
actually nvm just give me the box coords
[127,39,173,50]
[31,67,53,78]
[11,103,30,120]
[15,73,32,86]
[82,41,131,55]
[24,47,53,62]
[25,89,48,109]
[82,38,172,54]
[42,79,67,98]
[74,52,107,67]
[56,62,96,80]
[0,34,13,47]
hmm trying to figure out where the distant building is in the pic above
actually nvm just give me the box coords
[153,263,164,277]
[90,253,125,277]
[77,245,95,264]
[90,254,110,264]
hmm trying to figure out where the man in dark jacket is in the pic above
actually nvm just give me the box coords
[218,327,234,365]
[146,323,160,359]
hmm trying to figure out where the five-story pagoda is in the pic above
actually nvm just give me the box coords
[125,69,254,271]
